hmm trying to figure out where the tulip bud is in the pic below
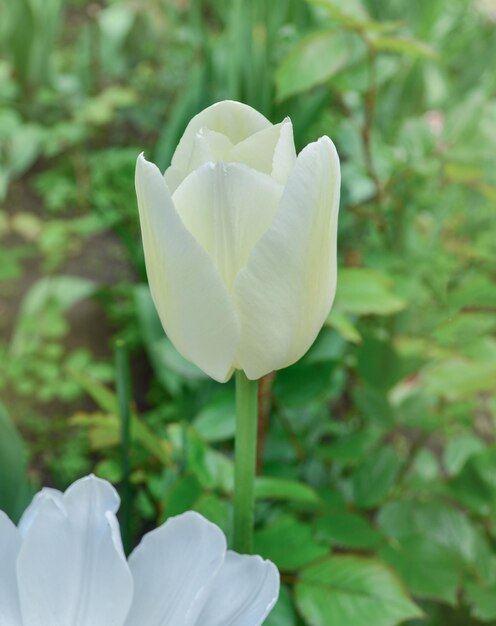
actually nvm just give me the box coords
[135,100,340,382]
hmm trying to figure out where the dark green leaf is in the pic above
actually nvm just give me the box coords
[254,515,328,571]
[352,445,402,508]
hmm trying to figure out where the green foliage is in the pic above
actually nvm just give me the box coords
[295,556,423,626]
[1,0,496,624]
[0,403,32,521]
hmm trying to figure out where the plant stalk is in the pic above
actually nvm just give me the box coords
[233,370,259,553]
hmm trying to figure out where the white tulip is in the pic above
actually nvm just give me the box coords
[136,100,340,382]
[0,475,279,626]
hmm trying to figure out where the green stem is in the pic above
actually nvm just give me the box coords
[233,370,259,554]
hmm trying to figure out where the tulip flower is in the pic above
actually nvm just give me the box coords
[0,475,279,625]
[136,100,340,383]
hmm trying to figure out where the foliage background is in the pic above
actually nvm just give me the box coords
[1,0,496,624]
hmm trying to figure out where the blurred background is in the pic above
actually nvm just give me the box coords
[1,0,496,624]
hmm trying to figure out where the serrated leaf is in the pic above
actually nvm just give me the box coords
[255,515,328,571]
[295,556,422,626]
[379,536,461,605]
[314,511,382,549]
[352,445,402,508]
[465,580,496,622]
[377,498,488,571]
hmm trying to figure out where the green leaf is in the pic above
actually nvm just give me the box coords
[443,435,485,476]
[276,30,361,100]
[465,580,496,622]
[447,447,496,516]
[0,403,32,521]
[264,585,297,626]
[325,310,362,343]
[307,0,401,33]
[314,511,382,549]
[255,477,322,506]
[193,391,235,443]
[254,515,328,571]
[11,275,97,355]
[379,536,461,605]
[421,358,496,401]
[193,494,229,533]
[273,361,335,407]
[371,36,437,59]
[353,386,396,429]
[165,475,203,517]
[352,445,402,508]
[377,499,487,572]
[295,556,422,626]
[317,428,383,465]
[334,269,406,316]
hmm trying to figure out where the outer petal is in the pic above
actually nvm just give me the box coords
[125,512,226,626]
[173,162,283,291]
[196,552,280,626]
[17,476,133,626]
[165,101,271,192]
[230,119,296,183]
[233,136,340,379]
[136,154,240,382]
[0,512,22,626]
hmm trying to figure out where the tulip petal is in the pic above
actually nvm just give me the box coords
[173,162,283,291]
[165,100,271,191]
[230,119,296,183]
[0,512,22,626]
[165,129,233,193]
[18,487,63,536]
[196,552,280,626]
[234,136,340,379]
[17,476,133,626]
[125,512,226,626]
[136,154,240,382]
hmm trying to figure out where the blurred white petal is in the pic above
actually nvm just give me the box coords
[125,512,226,626]
[234,136,341,379]
[173,162,283,291]
[136,154,240,382]
[0,512,22,626]
[196,551,280,626]
[17,475,133,626]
